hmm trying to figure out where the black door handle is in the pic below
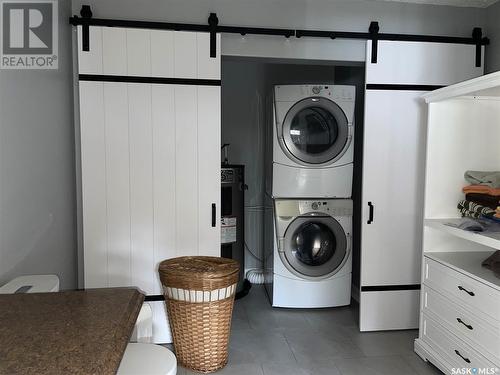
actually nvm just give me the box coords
[367,202,374,224]
[211,203,216,227]
[458,286,475,296]
[455,349,471,364]
[456,318,473,330]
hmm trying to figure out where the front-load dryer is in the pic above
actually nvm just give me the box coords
[265,198,352,308]
[271,84,355,198]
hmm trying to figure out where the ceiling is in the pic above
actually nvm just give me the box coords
[370,0,499,7]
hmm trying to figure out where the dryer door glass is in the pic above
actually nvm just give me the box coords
[282,97,349,165]
[283,216,348,278]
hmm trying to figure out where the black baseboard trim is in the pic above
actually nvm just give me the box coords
[79,74,221,86]
[144,294,165,302]
[366,84,445,91]
[361,284,421,292]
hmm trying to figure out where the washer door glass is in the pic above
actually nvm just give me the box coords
[282,97,349,165]
[283,217,347,278]
[292,222,336,266]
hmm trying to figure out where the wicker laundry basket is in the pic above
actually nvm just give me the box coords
[159,256,239,373]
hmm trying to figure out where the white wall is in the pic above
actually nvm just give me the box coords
[0,0,77,289]
[485,1,500,73]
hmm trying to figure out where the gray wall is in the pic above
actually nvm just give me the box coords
[485,1,500,73]
[71,0,487,62]
[0,0,491,290]
[0,0,76,290]
[221,59,267,272]
[222,57,340,272]
[71,0,486,35]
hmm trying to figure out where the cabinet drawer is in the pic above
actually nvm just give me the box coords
[421,313,497,370]
[422,285,500,362]
[423,257,500,322]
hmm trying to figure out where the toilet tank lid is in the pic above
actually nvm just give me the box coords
[0,275,60,294]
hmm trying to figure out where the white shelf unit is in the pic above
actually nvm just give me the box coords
[415,72,500,374]
[425,251,500,292]
[425,219,500,251]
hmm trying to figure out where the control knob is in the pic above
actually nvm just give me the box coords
[312,86,321,94]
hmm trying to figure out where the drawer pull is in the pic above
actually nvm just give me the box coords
[457,285,475,296]
[454,349,471,364]
[456,318,473,330]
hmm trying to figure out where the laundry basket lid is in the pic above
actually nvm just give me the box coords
[158,256,239,291]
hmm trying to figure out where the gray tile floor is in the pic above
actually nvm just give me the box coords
[178,286,442,375]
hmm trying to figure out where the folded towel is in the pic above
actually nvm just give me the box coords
[465,171,500,188]
[482,251,500,279]
[458,200,496,216]
[462,185,500,196]
[465,193,500,210]
[458,207,480,219]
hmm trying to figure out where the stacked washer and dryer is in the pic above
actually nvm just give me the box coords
[264,84,356,308]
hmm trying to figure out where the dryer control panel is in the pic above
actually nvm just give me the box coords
[274,84,355,102]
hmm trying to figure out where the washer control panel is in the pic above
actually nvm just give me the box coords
[296,199,353,216]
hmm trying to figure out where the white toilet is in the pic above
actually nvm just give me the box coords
[0,275,60,294]
[124,304,177,374]
[117,343,177,375]
[130,303,153,343]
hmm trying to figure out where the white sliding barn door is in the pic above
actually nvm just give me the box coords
[360,41,483,331]
[77,26,221,342]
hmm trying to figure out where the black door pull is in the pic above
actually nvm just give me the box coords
[367,202,374,224]
[458,286,475,296]
[456,318,473,330]
[211,203,216,227]
[455,350,471,364]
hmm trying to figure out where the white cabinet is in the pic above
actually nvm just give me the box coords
[361,89,426,287]
[417,254,500,372]
[366,41,483,85]
[414,73,500,372]
[360,41,484,331]
[77,26,221,343]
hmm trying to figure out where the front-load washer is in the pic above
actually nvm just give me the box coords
[264,198,352,308]
[270,84,355,198]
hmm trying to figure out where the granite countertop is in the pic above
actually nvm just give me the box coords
[0,288,145,375]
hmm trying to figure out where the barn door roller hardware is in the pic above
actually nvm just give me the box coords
[70,5,489,66]
[472,27,483,67]
[208,13,218,58]
[369,22,379,63]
